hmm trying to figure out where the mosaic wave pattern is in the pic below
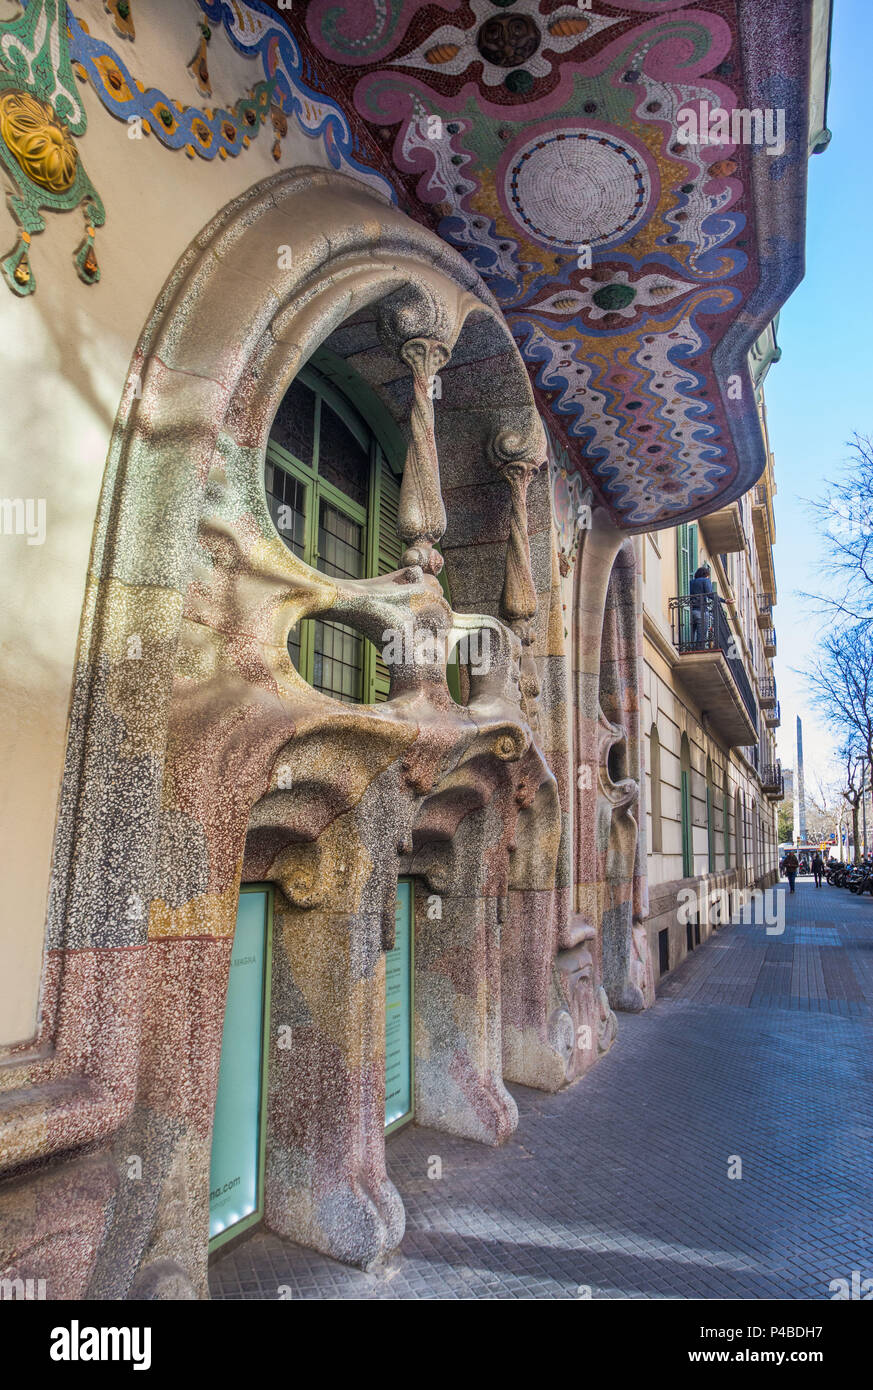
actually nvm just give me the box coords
[304,0,813,528]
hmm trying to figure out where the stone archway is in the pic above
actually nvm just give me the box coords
[1,167,576,1299]
[572,516,653,1015]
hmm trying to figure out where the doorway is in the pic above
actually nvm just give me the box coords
[385,878,414,1133]
[208,886,273,1250]
[208,876,414,1251]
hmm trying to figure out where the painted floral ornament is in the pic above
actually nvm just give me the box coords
[0,90,78,192]
[74,201,102,285]
[0,0,105,297]
[105,0,135,43]
[188,18,212,98]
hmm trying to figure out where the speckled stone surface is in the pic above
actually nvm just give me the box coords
[0,170,617,1296]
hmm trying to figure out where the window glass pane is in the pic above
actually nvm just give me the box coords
[317,500,364,581]
[318,402,369,509]
[265,463,306,559]
[312,499,364,702]
[269,378,315,465]
[287,624,302,675]
[312,619,363,704]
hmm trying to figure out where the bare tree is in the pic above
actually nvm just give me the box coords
[807,624,873,767]
[806,775,843,845]
[805,629,873,860]
[803,435,873,622]
[840,742,866,862]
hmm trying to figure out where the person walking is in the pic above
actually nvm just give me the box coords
[783,849,799,894]
[812,851,824,887]
[689,564,714,648]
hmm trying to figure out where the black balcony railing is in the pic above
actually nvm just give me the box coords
[759,674,776,704]
[669,595,758,731]
[761,760,783,794]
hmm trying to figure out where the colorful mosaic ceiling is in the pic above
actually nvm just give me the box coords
[287,0,817,530]
[285,0,815,532]
[0,0,816,532]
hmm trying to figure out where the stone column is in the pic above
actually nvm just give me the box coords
[397,337,450,576]
[490,423,546,729]
[378,286,455,579]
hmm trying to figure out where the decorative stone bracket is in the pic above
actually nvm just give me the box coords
[490,419,548,730]
[397,336,451,575]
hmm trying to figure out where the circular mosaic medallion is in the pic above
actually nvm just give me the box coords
[476,13,540,68]
[504,128,653,251]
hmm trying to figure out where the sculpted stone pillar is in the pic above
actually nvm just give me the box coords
[397,337,450,576]
[490,422,547,729]
[378,286,458,578]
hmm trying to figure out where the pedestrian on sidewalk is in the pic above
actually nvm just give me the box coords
[783,849,799,894]
[812,851,824,888]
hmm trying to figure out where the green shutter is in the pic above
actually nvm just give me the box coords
[678,524,689,596]
[371,453,402,703]
[677,522,699,595]
[681,769,693,878]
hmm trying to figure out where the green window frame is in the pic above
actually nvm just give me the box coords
[680,735,693,879]
[266,366,391,704]
[677,522,698,644]
[677,522,698,595]
[681,770,693,877]
[266,362,459,704]
[706,784,716,873]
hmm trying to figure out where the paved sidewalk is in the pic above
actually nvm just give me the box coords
[210,881,873,1300]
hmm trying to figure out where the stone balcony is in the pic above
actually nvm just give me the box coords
[698,501,745,555]
[757,591,776,628]
[669,596,758,748]
[761,761,785,800]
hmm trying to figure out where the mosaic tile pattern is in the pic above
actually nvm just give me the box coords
[302,0,817,528]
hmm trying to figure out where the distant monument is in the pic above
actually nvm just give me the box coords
[793,716,807,843]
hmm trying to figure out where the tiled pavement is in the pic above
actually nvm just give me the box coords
[210,880,873,1300]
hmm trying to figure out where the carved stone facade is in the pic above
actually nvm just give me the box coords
[0,170,620,1294]
[0,0,826,1300]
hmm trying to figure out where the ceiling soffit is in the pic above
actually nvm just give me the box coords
[269,0,816,533]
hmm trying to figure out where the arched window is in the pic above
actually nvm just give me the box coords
[680,733,693,878]
[706,757,717,873]
[722,770,731,868]
[649,724,663,853]
[266,367,400,704]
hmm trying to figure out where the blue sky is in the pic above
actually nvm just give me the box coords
[762,0,867,793]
